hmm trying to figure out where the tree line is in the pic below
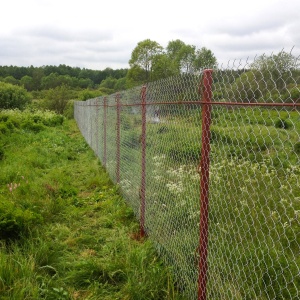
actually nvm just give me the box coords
[0,39,217,92]
[0,39,299,114]
[0,65,128,91]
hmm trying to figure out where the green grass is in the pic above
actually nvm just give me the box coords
[102,105,300,299]
[0,109,183,300]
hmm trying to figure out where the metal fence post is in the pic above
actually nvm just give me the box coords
[103,97,107,168]
[116,93,121,184]
[140,85,147,238]
[198,69,213,300]
[95,99,99,157]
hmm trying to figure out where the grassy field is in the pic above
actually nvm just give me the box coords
[0,109,183,300]
[97,105,300,299]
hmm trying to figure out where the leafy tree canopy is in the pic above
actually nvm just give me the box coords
[0,82,31,109]
[127,39,217,86]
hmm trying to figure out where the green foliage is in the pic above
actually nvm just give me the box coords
[0,199,42,240]
[21,118,46,133]
[0,82,31,109]
[126,65,147,87]
[99,76,118,90]
[294,142,300,154]
[20,75,34,91]
[0,111,181,299]
[129,39,164,76]
[98,87,115,95]
[63,100,75,119]
[0,109,65,140]
[274,118,292,129]
[44,85,74,114]
[128,39,217,86]
[193,47,217,71]
[0,145,4,160]
[0,64,128,91]
[228,70,263,102]
[79,89,104,101]
[168,144,200,163]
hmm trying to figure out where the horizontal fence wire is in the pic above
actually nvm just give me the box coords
[74,55,300,300]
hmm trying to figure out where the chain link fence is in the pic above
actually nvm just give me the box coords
[74,54,300,300]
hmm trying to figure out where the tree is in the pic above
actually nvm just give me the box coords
[4,76,19,85]
[99,76,117,90]
[129,39,163,81]
[229,71,264,102]
[251,51,299,90]
[151,54,179,80]
[126,65,147,88]
[166,40,217,74]
[0,82,31,109]
[193,47,217,72]
[20,75,34,91]
[166,39,186,60]
[32,67,45,90]
[41,73,60,89]
[45,85,74,114]
[114,77,127,91]
[178,44,196,73]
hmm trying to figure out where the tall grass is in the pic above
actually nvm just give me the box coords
[106,105,299,299]
[0,109,182,300]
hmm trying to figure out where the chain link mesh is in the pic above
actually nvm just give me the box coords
[74,54,299,300]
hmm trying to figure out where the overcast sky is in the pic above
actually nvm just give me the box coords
[0,0,299,70]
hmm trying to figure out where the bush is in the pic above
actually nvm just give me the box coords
[0,145,4,160]
[168,144,200,163]
[42,114,64,126]
[294,142,300,154]
[63,100,74,119]
[0,123,8,134]
[0,82,31,109]
[274,118,292,129]
[79,89,104,101]
[21,119,45,133]
[44,85,74,114]
[0,200,42,240]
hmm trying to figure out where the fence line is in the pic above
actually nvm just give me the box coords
[75,61,299,299]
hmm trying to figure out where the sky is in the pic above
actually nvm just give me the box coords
[0,0,299,70]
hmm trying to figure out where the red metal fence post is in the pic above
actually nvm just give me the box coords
[116,93,121,184]
[95,99,99,156]
[140,85,147,238]
[103,97,107,168]
[198,69,213,300]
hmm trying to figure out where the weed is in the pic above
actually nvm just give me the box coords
[0,109,182,300]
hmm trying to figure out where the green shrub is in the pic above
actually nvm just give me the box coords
[42,114,64,126]
[294,142,300,154]
[0,200,42,240]
[0,82,31,109]
[168,144,200,163]
[0,123,8,134]
[21,119,45,133]
[63,100,74,119]
[44,85,74,114]
[274,118,292,129]
[0,145,4,160]
[121,131,140,149]
[79,89,104,101]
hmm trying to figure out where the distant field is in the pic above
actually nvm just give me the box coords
[101,105,300,299]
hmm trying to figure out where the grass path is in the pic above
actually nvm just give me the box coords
[0,114,182,300]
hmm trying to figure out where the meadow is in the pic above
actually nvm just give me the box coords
[96,104,300,299]
[0,109,183,300]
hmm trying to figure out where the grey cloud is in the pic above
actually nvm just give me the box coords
[14,26,113,43]
[0,27,130,69]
